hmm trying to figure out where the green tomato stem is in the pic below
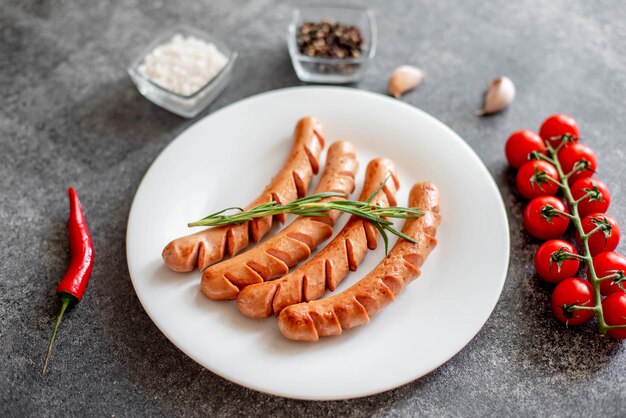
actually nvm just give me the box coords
[565,253,588,261]
[552,209,576,220]
[545,176,566,189]
[547,138,609,334]
[534,153,556,165]
[582,225,604,241]
[569,305,598,312]
[596,272,623,282]
[574,190,595,205]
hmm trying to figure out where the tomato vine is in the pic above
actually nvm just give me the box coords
[506,114,626,337]
[530,136,626,335]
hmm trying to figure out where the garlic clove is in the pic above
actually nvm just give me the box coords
[388,65,425,98]
[478,76,516,116]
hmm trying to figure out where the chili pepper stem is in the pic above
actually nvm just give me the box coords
[41,293,73,376]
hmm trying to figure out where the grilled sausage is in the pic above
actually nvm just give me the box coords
[201,141,359,300]
[236,158,400,318]
[162,117,325,272]
[278,182,440,341]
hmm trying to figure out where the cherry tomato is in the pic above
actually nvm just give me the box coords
[515,160,559,199]
[534,240,580,283]
[602,293,626,339]
[505,130,546,169]
[523,196,570,240]
[551,278,595,325]
[539,114,580,148]
[576,213,621,256]
[570,177,611,218]
[592,252,626,296]
[557,143,597,185]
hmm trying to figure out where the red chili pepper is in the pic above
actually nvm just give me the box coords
[41,187,94,376]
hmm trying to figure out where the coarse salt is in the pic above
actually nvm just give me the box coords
[138,34,228,96]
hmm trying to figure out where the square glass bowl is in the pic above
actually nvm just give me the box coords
[288,6,377,84]
[128,26,237,118]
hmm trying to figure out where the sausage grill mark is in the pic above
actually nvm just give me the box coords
[161,117,325,272]
[303,131,323,173]
[277,182,441,342]
[201,141,359,300]
[236,158,400,318]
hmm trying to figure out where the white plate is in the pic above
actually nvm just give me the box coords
[127,87,509,400]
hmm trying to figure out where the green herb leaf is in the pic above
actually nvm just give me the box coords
[188,179,424,251]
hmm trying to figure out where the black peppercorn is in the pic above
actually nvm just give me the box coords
[296,19,364,60]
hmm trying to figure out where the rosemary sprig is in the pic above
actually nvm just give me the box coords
[188,181,424,254]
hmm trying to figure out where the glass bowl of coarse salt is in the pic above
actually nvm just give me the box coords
[128,26,237,118]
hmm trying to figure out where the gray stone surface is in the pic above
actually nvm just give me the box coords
[2,0,626,416]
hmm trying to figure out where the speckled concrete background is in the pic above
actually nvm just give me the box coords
[2,0,626,416]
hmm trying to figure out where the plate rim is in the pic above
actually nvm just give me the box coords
[126,85,510,400]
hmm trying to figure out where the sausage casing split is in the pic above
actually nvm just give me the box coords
[236,158,400,318]
[278,182,440,342]
[201,141,359,300]
[161,117,325,272]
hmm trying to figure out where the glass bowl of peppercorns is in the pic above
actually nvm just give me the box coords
[288,6,377,84]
